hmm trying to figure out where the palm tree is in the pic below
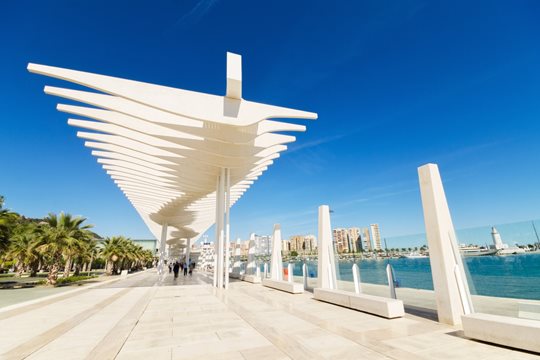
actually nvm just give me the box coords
[35,212,93,285]
[101,236,129,275]
[74,238,99,276]
[41,213,93,278]
[0,196,20,255]
[6,224,41,277]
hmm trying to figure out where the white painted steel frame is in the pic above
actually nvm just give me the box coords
[29,53,317,288]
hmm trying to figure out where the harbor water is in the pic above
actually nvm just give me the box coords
[283,253,540,300]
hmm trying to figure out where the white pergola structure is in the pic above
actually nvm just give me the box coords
[28,53,317,288]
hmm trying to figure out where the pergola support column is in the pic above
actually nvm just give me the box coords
[158,222,168,275]
[224,168,231,289]
[186,238,191,265]
[213,168,231,289]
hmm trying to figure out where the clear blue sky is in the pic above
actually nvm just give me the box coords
[2,1,540,247]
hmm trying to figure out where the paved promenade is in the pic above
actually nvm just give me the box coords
[0,270,537,359]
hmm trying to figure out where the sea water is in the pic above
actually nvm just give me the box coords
[284,253,540,300]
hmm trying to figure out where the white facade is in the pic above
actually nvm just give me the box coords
[250,233,272,256]
[370,224,382,251]
[360,227,372,251]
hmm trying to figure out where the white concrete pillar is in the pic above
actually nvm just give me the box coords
[218,168,226,288]
[186,238,191,267]
[247,239,256,275]
[214,170,226,288]
[317,205,337,289]
[288,263,293,283]
[270,224,283,281]
[233,238,241,274]
[418,163,474,325]
[386,264,397,299]
[302,263,308,289]
[158,223,168,275]
[224,168,231,288]
[352,263,362,294]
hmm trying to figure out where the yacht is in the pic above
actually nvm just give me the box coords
[402,252,428,259]
[459,245,497,257]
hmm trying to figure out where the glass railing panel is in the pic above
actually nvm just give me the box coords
[456,219,540,321]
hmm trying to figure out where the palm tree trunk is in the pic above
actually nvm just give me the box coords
[63,257,72,278]
[47,263,59,285]
[16,260,24,277]
[74,262,81,276]
[30,261,38,277]
[106,260,114,276]
[87,257,93,276]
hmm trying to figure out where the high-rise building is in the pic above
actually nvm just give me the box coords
[333,228,350,253]
[288,235,316,254]
[360,227,372,251]
[250,233,272,255]
[304,235,317,253]
[348,227,360,253]
[282,239,290,254]
[370,224,382,251]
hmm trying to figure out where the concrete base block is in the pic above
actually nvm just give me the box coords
[241,274,261,284]
[518,301,540,320]
[462,313,540,353]
[314,288,405,319]
[262,279,303,294]
[229,273,261,284]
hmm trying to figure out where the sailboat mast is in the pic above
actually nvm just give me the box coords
[532,221,540,248]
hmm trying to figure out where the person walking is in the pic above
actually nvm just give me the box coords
[183,259,189,276]
[173,262,180,279]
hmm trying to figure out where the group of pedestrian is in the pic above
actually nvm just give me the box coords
[168,260,196,279]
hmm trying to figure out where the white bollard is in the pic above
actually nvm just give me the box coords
[386,264,397,299]
[288,263,293,283]
[302,263,308,289]
[352,263,362,294]
[263,262,268,279]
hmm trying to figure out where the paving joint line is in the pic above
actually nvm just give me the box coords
[234,284,404,359]
[2,287,135,360]
[215,287,321,360]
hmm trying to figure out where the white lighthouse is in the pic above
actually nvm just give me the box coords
[491,227,505,250]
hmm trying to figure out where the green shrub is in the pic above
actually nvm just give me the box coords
[55,275,97,285]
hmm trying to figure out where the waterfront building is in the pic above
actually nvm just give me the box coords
[348,228,360,253]
[199,242,215,270]
[304,234,317,253]
[240,240,250,257]
[249,233,272,256]
[282,239,290,254]
[370,224,382,251]
[332,228,349,253]
[288,235,316,254]
[360,227,372,251]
